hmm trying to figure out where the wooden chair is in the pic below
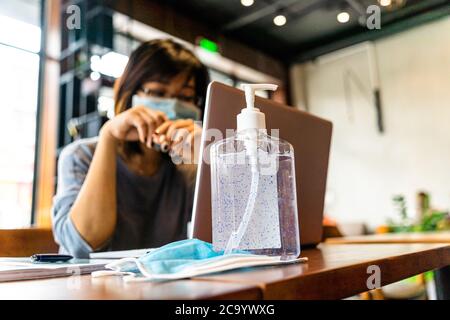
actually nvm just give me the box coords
[0,228,59,257]
[322,225,343,241]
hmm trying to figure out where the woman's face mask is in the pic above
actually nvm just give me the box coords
[132,95,201,121]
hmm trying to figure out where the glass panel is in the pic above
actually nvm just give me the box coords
[0,0,41,228]
[0,14,41,53]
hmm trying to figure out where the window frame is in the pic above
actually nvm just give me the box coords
[30,0,45,225]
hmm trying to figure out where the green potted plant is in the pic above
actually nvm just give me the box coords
[387,194,450,233]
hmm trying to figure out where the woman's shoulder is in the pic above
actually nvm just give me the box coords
[59,137,99,166]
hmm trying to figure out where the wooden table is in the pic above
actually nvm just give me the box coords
[196,243,450,299]
[0,275,262,300]
[325,231,450,299]
[0,243,448,300]
[325,231,450,244]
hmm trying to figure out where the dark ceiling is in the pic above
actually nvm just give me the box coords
[161,0,450,63]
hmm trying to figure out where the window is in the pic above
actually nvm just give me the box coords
[0,0,41,227]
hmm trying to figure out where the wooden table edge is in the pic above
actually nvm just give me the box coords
[263,244,450,299]
[325,233,450,245]
[199,280,264,300]
[0,274,264,300]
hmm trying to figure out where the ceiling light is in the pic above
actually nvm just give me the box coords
[273,14,287,26]
[337,11,350,23]
[379,0,392,6]
[241,0,254,7]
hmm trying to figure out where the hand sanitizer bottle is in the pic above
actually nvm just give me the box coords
[210,84,300,260]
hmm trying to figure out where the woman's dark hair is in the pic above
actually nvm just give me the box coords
[114,38,210,156]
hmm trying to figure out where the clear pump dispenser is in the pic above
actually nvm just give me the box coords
[210,84,300,260]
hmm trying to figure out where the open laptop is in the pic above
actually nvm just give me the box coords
[191,81,332,247]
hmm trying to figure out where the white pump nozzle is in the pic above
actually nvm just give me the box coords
[237,83,278,132]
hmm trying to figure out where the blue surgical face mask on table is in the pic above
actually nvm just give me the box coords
[91,239,307,282]
[132,95,201,121]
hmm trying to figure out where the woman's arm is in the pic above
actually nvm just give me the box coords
[68,123,118,250]
[67,106,168,250]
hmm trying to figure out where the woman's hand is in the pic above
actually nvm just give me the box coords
[155,119,202,164]
[101,106,168,148]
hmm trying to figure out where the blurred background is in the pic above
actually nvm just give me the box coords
[0,0,449,236]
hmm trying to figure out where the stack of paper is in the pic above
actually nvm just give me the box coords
[0,258,109,282]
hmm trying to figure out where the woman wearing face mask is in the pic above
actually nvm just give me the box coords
[52,39,210,258]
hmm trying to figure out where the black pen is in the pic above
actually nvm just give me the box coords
[30,254,74,263]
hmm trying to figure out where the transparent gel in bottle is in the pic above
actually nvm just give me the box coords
[210,84,300,260]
